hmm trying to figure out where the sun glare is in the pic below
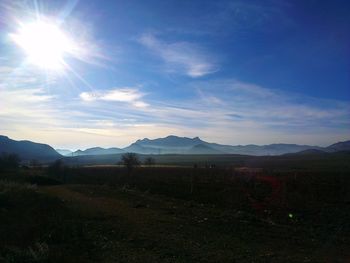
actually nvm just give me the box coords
[10,21,76,70]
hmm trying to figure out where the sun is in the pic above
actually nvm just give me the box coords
[10,21,76,70]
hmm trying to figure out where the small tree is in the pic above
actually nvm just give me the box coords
[121,153,140,176]
[144,157,155,166]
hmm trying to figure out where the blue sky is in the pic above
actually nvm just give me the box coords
[0,0,349,149]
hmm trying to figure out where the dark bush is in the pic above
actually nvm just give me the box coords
[121,153,140,175]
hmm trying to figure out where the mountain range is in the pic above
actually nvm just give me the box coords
[72,147,124,156]
[71,135,350,156]
[1,134,350,162]
[0,135,61,161]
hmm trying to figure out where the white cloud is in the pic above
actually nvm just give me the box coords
[132,101,149,108]
[80,88,148,108]
[102,89,142,102]
[190,79,350,123]
[0,66,14,74]
[79,92,96,102]
[74,79,349,146]
[1,88,53,104]
[139,33,218,77]
[1,59,348,148]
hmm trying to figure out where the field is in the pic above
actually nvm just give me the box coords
[1,153,350,262]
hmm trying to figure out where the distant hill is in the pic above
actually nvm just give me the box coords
[72,147,125,156]
[326,140,350,152]
[123,135,203,154]
[56,149,73,156]
[0,135,61,161]
[123,143,160,154]
[1,134,349,161]
[120,135,323,156]
[55,135,349,156]
[136,135,203,148]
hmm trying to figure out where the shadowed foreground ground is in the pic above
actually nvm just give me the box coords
[1,161,350,262]
[34,184,348,262]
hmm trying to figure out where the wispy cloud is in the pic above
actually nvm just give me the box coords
[1,57,348,148]
[0,62,75,146]
[2,88,53,104]
[0,64,56,119]
[70,79,350,146]
[189,79,350,126]
[139,33,218,77]
[80,88,149,108]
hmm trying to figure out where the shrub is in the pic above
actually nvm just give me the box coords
[121,153,140,175]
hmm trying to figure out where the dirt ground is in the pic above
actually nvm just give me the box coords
[37,184,349,263]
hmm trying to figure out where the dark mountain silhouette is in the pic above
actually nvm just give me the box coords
[136,135,203,147]
[0,135,61,161]
[326,140,350,152]
[123,143,160,154]
[72,147,125,156]
[254,143,322,155]
[121,136,323,155]
[1,134,349,160]
[54,135,344,156]
[123,135,204,154]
